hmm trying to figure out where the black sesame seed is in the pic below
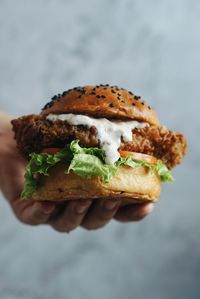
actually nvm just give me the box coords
[42,103,50,110]
[51,95,58,100]
[134,95,141,100]
[148,105,151,110]
[109,103,114,107]
[111,90,116,94]
[96,95,101,98]
[128,91,133,96]
[42,87,81,111]
[101,95,106,98]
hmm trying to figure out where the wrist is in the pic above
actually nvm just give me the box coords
[0,112,15,158]
[0,112,13,133]
[0,112,16,197]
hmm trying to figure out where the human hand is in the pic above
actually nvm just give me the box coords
[0,112,154,232]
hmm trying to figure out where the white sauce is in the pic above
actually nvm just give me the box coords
[46,114,148,164]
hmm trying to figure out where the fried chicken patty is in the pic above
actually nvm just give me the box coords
[11,115,187,169]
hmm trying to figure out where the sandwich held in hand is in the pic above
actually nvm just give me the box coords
[11,85,187,204]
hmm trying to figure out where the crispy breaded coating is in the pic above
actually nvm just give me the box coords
[120,126,187,169]
[11,115,187,169]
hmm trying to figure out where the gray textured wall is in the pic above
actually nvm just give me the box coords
[0,1,199,298]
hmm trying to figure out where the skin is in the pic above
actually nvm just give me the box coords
[0,112,154,233]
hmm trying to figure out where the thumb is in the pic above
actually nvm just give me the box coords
[0,153,26,202]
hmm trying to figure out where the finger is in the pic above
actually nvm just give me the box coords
[81,198,121,230]
[20,201,56,225]
[0,154,26,202]
[114,203,154,222]
[50,200,92,233]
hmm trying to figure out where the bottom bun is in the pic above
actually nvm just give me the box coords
[29,164,162,205]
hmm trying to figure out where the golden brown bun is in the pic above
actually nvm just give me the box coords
[29,164,162,205]
[41,85,160,126]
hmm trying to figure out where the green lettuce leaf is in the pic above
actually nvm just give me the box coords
[21,140,173,199]
[68,153,118,183]
[21,148,72,199]
[154,160,174,182]
[116,155,173,182]
[70,140,106,160]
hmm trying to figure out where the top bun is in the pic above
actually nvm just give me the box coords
[41,85,160,126]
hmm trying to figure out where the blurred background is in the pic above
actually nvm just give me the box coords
[0,0,199,298]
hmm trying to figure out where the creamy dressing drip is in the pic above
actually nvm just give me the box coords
[46,114,148,164]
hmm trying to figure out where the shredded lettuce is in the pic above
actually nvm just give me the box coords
[21,140,173,199]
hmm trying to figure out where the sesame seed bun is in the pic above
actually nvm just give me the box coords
[41,85,160,126]
[29,164,161,204]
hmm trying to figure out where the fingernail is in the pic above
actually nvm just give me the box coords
[134,203,154,219]
[146,203,154,214]
[104,200,118,211]
[39,203,55,214]
[75,201,91,214]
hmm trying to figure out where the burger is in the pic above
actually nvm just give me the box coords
[11,85,187,205]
